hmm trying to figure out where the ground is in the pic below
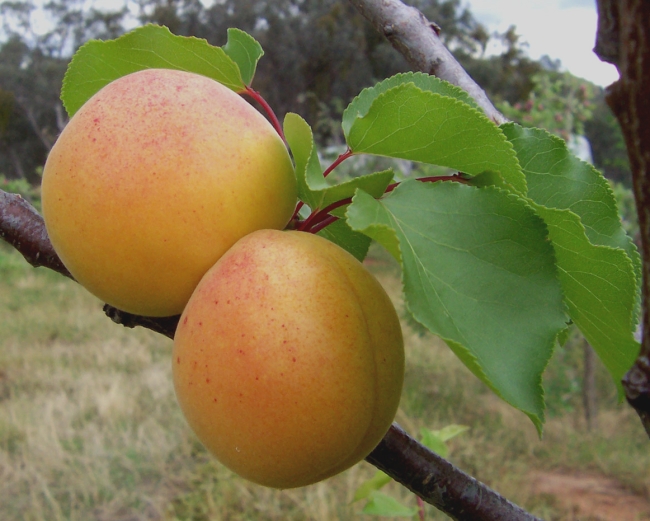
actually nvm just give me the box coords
[530,470,650,521]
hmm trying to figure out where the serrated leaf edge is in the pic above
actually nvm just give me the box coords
[345,83,527,195]
[61,24,246,116]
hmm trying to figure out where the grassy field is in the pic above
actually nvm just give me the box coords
[0,243,648,521]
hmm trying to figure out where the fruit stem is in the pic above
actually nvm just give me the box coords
[292,201,305,222]
[298,197,352,232]
[244,86,285,142]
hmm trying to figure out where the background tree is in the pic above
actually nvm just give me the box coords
[0,0,648,519]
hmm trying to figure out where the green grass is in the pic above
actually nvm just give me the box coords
[0,243,648,520]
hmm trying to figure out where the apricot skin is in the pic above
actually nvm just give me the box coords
[41,69,297,317]
[172,230,404,489]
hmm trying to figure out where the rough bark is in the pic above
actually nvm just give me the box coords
[594,0,650,437]
[367,424,543,521]
[347,0,506,125]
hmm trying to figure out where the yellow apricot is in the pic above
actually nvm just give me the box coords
[172,229,404,488]
[42,68,296,316]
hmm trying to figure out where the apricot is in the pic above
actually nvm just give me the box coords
[172,230,404,488]
[41,68,296,317]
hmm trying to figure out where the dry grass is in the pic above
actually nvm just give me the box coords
[0,244,648,520]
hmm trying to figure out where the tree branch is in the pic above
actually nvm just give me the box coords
[0,192,541,519]
[595,0,650,437]
[367,424,543,521]
[347,0,507,124]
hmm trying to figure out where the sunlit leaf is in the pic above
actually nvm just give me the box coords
[62,25,253,116]
[499,123,641,390]
[222,27,263,86]
[502,123,641,290]
[342,71,478,136]
[344,83,526,194]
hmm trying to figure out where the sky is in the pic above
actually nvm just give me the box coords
[14,0,618,87]
[463,0,618,87]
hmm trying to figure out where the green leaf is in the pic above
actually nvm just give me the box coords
[284,112,393,210]
[222,28,264,86]
[317,218,372,262]
[535,205,640,392]
[353,471,393,502]
[62,25,251,117]
[342,71,478,136]
[432,424,470,442]
[502,123,641,289]
[344,83,526,194]
[362,491,418,517]
[283,112,323,207]
[419,429,449,457]
[347,181,568,431]
[500,123,641,389]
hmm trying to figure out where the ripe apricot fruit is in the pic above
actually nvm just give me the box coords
[172,229,404,488]
[42,68,297,316]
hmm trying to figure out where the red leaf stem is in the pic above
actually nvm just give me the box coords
[308,215,339,234]
[323,148,353,178]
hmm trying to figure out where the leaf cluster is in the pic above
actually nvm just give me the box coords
[59,24,642,435]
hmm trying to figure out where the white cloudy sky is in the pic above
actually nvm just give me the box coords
[463,0,618,86]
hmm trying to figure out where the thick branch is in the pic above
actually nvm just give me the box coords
[596,0,650,437]
[366,424,543,521]
[348,0,507,124]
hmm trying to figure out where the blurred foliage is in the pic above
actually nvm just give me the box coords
[499,72,595,141]
[0,0,633,193]
[0,171,42,209]
[585,91,633,186]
